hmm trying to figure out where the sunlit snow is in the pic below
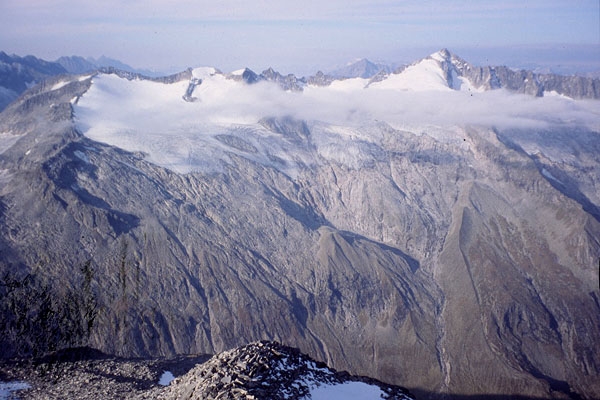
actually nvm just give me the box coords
[309,381,386,400]
[158,371,175,386]
[371,58,451,91]
[73,54,599,175]
[51,80,70,91]
[541,168,563,185]
[192,67,219,80]
[0,131,22,155]
[51,75,92,92]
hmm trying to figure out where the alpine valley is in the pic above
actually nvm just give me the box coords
[0,49,599,399]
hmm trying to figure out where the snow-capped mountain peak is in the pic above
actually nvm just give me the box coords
[370,52,457,91]
[369,48,486,92]
[330,58,390,79]
[429,48,452,63]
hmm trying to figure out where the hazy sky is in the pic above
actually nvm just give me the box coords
[1,0,598,75]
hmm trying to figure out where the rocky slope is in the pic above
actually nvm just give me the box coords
[431,48,600,99]
[0,52,67,111]
[0,342,411,399]
[0,346,207,399]
[0,51,599,399]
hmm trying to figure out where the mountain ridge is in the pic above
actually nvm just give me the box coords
[1,48,599,114]
[329,58,392,79]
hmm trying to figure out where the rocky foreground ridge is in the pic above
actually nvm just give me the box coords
[147,341,414,399]
[0,341,413,399]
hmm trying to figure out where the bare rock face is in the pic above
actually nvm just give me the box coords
[0,65,599,400]
[421,49,600,99]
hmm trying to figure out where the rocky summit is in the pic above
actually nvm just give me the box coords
[147,341,414,399]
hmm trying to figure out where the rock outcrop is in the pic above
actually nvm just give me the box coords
[150,341,414,399]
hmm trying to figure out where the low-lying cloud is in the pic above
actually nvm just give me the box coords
[189,77,600,131]
[74,73,599,173]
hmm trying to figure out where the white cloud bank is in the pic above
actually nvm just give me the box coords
[73,69,599,174]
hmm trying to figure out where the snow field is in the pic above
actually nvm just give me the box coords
[73,55,599,175]
[309,381,387,399]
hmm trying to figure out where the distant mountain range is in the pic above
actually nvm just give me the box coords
[328,58,391,79]
[56,55,162,77]
[191,51,600,100]
[0,51,67,111]
[1,49,599,113]
[0,52,159,111]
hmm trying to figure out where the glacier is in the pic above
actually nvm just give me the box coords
[73,51,599,176]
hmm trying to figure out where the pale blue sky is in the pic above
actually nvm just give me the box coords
[1,0,598,75]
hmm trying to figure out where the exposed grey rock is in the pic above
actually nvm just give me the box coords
[367,69,391,84]
[260,67,305,91]
[433,48,600,98]
[0,52,66,93]
[1,342,411,399]
[304,71,335,87]
[227,68,262,84]
[55,56,98,74]
[215,134,259,154]
[96,67,191,84]
[0,65,599,400]
[0,347,210,399]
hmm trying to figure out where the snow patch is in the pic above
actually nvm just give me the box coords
[0,381,31,399]
[0,169,13,186]
[310,381,386,400]
[456,76,483,92]
[191,67,218,80]
[544,90,572,99]
[159,371,175,386]
[0,132,22,155]
[541,168,564,185]
[51,81,69,91]
[230,68,246,76]
[74,150,89,163]
[50,75,91,91]
[325,77,368,91]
